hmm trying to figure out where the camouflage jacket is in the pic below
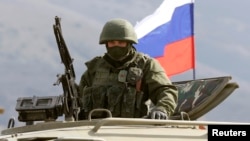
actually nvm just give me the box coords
[78,51,178,118]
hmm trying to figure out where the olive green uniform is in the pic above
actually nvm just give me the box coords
[78,49,178,119]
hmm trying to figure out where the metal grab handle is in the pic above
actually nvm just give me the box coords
[7,117,15,128]
[180,112,190,121]
[88,109,112,121]
[90,118,250,133]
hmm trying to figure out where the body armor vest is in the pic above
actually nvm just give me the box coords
[82,53,149,118]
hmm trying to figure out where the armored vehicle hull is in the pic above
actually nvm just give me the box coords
[2,117,250,141]
[1,76,249,141]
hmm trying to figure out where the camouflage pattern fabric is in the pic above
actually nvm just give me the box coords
[171,76,237,120]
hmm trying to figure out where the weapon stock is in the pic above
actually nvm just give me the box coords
[53,16,79,121]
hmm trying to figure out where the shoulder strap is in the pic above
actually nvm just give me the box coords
[133,53,150,92]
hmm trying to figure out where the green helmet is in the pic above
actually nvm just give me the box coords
[99,18,138,44]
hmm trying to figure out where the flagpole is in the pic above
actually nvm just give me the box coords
[193,69,196,80]
[192,0,196,80]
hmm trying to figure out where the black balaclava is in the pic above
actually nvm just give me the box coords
[106,43,132,61]
[104,44,136,68]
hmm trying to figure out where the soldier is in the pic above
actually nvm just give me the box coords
[78,18,178,120]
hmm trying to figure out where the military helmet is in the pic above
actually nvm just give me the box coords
[99,18,138,44]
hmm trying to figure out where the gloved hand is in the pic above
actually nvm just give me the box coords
[150,109,168,120]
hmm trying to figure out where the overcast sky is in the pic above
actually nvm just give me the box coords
[1,0,250,131]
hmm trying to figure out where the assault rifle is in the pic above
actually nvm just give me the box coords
[53,16,79,121]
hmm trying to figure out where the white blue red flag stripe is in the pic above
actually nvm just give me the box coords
[134,0,195,76]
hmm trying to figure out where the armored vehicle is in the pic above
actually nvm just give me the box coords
[1,75,247,141]
[0,17,249,141]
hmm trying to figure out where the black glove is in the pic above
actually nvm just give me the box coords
[150,109,168,120]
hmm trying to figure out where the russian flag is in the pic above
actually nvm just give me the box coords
[134,0,195,76]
